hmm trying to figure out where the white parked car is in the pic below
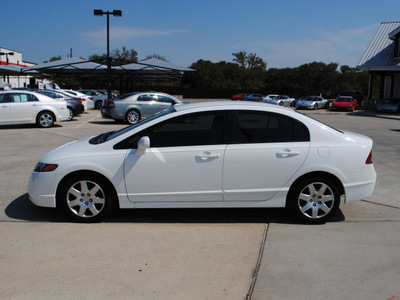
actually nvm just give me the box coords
[61,90,95,110]
[262,94,278,100]
[263,95,295,106]
[28,101,376,223]
[0,91,69,127]
[78,89,108,108]
[296,96,329,110]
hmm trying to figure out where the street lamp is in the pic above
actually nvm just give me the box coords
[93,9,122,99]
[0,51,15,65]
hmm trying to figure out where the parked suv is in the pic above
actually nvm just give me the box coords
[101,92,186,124]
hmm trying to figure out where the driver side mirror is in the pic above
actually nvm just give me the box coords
[137,136,150,150]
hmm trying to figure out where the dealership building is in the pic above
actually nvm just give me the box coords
[0,47,36,89]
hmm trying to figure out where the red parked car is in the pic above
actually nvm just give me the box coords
[231,93,248,100]
[331,96,357,111]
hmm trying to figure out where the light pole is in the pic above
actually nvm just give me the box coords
[93,9,122,99]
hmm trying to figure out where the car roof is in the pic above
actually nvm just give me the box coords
[173,100,291,113]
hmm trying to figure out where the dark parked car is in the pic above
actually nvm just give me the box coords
[36,90,85,121]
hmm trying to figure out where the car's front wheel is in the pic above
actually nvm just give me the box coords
[287,176,341,224]
[58,174,115,222]
[125,109,141,124]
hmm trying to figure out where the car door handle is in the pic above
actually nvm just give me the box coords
[276,150,300,158]
[196,152,221,160]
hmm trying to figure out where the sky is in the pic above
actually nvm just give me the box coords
[2,0,400,69]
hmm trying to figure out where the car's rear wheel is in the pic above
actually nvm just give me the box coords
[125,109,141,124]
[36,111,55,128]
[58,175,114,222]
[287,176,340,224]
[95,100,102,109]
[67,107,74,121]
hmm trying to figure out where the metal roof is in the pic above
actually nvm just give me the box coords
[21,57,193,81]
[357,22,400,71]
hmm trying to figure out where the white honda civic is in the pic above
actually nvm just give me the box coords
[28,101,376,223]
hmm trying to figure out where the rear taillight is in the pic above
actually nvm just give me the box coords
[366,150,373,164]
[103,101,114,108]
[76,99,83,104]
[89,97,93,100]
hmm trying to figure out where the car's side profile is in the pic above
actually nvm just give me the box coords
[36,90,85,121]
[263,95,294,106]
[0,91,69,127]
[28,102,376,223]
[101,92,184,124]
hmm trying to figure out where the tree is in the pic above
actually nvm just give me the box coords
[232,51,267,90]
[89,46,138,66]
[43,56,62,63]
[144,54,168,62]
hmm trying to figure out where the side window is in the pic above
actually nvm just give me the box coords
[12,93,29,102]
[27,94,39,102]
[158,96,176,104]
[137,94,157,102]
[114,111,227,149]
[231,111,309,144]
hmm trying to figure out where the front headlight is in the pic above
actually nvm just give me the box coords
[34,162,58,172]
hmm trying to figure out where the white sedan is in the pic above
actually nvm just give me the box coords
[0,91,69,127]
[28,101,376,223]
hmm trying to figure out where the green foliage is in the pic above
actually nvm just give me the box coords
[89,46,138,66]
[43,56,62,63]
[144,54,168,62]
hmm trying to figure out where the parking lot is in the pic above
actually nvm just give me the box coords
[0,105,399,300]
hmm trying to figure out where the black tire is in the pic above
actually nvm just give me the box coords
[278,101,283,106]
[95,100,102,109]
[58,174,115,222]
[314,104,318,110]
[67,107,74,121]
[287,176,340,224]
[36,111,55,128]
[125,109,141,124]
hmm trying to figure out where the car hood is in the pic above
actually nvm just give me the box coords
[40,138,98,163]
[297,100,315,105]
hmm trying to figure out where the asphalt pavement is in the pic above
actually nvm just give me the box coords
[0,105,399,300]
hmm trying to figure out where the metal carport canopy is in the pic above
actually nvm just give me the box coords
[21,57,194,80]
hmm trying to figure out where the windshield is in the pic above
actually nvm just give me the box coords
[336,98,352,102]
[89,107,176,144]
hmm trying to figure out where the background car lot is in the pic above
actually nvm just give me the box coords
[0,107,399,300]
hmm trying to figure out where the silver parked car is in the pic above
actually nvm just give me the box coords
[101,92,186,124]
[296,96,329,110]
[262,95,295,106]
